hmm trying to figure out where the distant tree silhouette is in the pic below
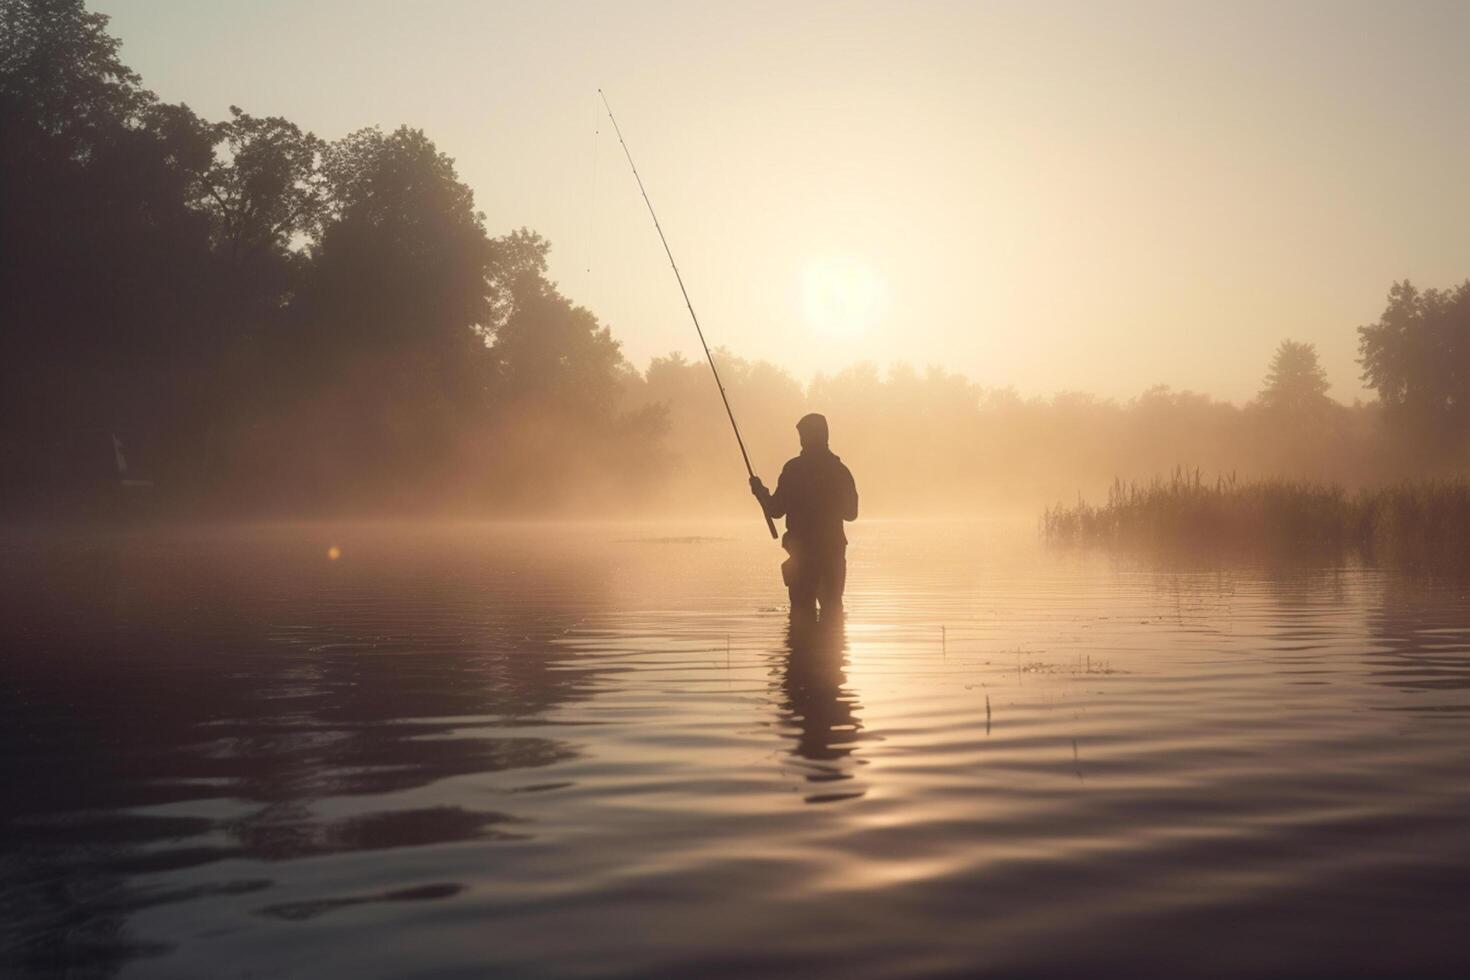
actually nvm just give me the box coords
[1258,340,1332,416]
[1359,280,1470,450]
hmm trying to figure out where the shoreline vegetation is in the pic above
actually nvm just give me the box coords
[1043,469,1470,567]
[5,2,1469,520]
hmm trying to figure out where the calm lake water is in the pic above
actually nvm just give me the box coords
[4,520,1470,978]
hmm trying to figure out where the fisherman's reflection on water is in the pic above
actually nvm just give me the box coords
[774,612,868,803]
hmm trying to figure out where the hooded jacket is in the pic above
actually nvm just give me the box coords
[765,447,859,549]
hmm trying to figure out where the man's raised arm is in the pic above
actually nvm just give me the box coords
[750,468,790,520]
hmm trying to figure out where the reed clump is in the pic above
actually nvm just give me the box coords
[1043,469,1470,566]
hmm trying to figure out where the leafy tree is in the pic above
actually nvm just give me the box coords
[304,125,492,349]
[200,106,325,264]
[1359,280,1470,446]
[479,237,671,507]
[1,0,219,495]
[250,126,494,502]
[0,0,152,155]
[482,227,554,339]
[490,272,626,415]
[1258,340,1332,415]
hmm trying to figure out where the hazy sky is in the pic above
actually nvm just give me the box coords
[96,0,1470,401]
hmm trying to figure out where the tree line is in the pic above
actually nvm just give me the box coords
[3,0,1466,518]
[1,0,668,514]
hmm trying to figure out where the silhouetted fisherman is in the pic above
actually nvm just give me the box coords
[750,414,858,618]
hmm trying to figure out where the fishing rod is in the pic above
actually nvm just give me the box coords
[598,89,779,540]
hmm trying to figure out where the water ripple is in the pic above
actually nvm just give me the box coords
[4,521,1470,977]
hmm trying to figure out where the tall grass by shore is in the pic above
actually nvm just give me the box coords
[1043,469,1470,566]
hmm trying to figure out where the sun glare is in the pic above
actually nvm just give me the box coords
[803,258,887,340]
